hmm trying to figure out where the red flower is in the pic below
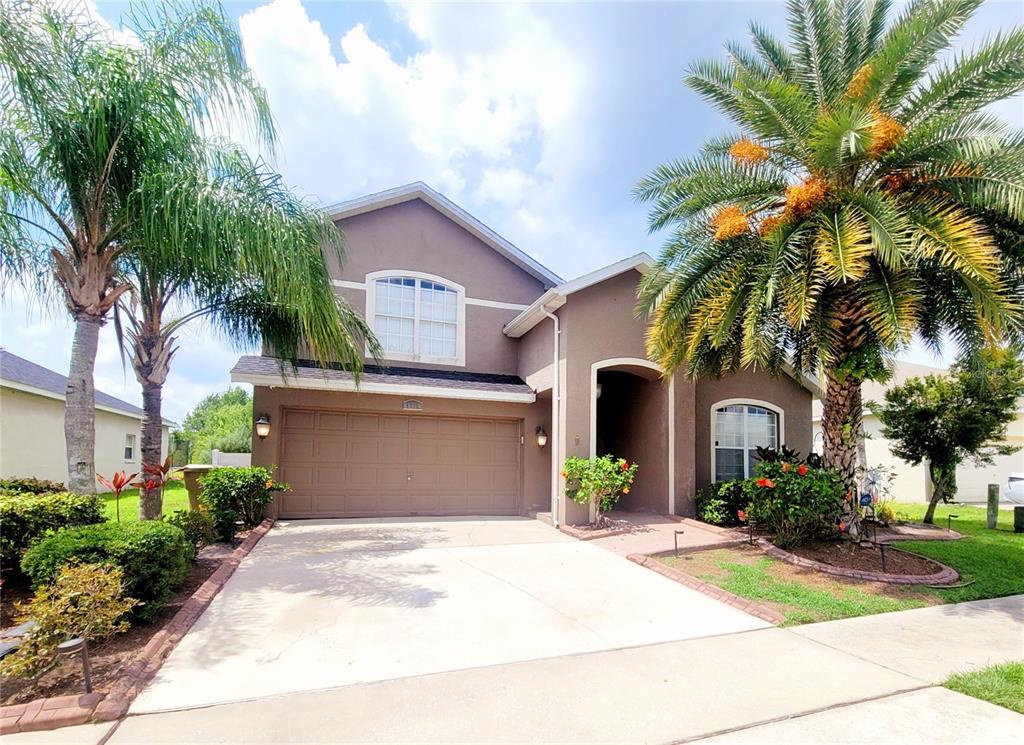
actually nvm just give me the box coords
[620,461,630,471]
[737,509,746,521]
[781,462,791,472]
[146,479,156,490]
[756,477,775,488]
[560,470,567,478]
[797,464,808,476]
[845,490,853,502]
[839,522,847,533]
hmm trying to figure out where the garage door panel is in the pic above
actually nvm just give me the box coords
[278,408,521,518]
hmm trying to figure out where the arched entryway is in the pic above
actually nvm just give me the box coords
[590,358,675,516]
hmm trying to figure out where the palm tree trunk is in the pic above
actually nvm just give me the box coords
[139,380,164,520]
[821,369,863,489]
[65,313,102,494]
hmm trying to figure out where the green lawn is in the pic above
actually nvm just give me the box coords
[661,502,1023,625]
[100,479,190,522]
[945,661,1024,714]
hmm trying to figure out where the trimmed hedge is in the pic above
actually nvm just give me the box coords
[21,521,195,621]
[201,466,286,542]
[694,481,750,527]
[0,477,66,494]
[0,491,104,568]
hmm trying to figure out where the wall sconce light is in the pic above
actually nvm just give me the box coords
[535,426,548,447]
[255,414,271,440]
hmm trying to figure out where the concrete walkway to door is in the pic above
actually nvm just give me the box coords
[131,517,768,713]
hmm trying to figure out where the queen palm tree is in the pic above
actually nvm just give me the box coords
[636,0,1024,505]
[119,145,377,519]
[0,2,372,497]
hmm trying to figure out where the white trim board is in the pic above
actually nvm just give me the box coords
[332,279,528,311]
[588,357,675,518]
[0,379,175,425]
[231,372,536,404]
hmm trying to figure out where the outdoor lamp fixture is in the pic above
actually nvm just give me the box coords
[255,414,272,440]
[535,426,548,448]
[57,637,92,693]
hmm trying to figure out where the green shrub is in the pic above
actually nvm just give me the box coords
[0,477,66,494]
[562,455,638,525]
[695,481,750,527]
[0,491,104,568]
[200,466,287,542]
[21,521,194,621]
[744,458,845,548]
[0,562,136,678]
[166,508,216,549]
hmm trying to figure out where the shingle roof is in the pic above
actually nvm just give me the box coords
[231,355,535,397]
[0,348,145,418]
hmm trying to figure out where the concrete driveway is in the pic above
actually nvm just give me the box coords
[132,517,768,713]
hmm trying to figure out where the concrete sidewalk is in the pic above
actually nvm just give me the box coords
[792,594,1024,682]
[589,513,745,556]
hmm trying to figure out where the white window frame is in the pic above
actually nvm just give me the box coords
[710,398,785,482]
[365,270,466,366]
[124,433,137,463]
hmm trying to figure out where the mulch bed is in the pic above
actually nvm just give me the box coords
[0,536,247,707]
[786,540,944,576]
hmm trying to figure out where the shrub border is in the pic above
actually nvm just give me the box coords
[0,518,275,735]
[755,537,960,585]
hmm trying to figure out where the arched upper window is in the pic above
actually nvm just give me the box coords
[712,400,783,482]
[365,271,466,365]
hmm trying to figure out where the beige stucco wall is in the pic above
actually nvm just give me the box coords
[0,387,168,487]
[813,411,1024,503]
[251,385,552,516]
[694,368,813,490]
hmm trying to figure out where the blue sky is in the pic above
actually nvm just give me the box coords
[2,0,1022,422]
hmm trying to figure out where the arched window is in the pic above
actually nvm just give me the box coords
[712,400,782,482]
[365,271,465,365]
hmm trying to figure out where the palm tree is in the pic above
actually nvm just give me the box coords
[636,0,1024,505]
[119,145,377,519]
[1,2,372,498]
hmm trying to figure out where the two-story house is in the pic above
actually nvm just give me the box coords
[231,183,818,525]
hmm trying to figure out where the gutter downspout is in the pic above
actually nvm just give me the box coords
[542,307,560,527]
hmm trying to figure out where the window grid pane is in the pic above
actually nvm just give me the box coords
[373,276,459,360]
[714,404,779,480]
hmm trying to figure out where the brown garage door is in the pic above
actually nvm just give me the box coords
[276,408,522,518]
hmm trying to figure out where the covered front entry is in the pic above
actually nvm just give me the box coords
[592,359,672,514]
[276,407,522,518]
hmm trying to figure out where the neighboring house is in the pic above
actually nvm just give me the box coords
[0,349,172,486]
[232,183,818,525]
[812,361,1024,503]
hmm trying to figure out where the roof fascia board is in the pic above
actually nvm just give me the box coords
[326,183,562,287]
[231,372,536,404]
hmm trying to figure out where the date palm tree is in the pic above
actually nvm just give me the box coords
[1,2,373,498]
[636,0,1024,504]
[119,145,377,518]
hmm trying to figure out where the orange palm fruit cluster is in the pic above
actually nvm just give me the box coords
[729,138,770,165]
[869,104,906,157]
[784,176,827,218]
[758,213,785,237]
[845,64,873,99]
[710,204,750,240]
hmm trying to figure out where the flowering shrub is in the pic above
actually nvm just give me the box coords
[743,457,845,548]
[562,455,638,526]
[694,480,749,527]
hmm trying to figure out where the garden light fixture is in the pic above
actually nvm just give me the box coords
[255,414,271,440]
[57,637,92,693]
[535,426,548,447]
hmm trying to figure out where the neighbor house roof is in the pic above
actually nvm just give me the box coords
[0,348,174,424]
[231,356,536,404]
[326,182,563,289]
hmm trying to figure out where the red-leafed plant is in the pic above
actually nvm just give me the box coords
[132,456,172,521]
[96,470,137,523]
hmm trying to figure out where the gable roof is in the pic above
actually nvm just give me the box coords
[326,182,562,288]
[0,348,173,424]
[503,252,653,338]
